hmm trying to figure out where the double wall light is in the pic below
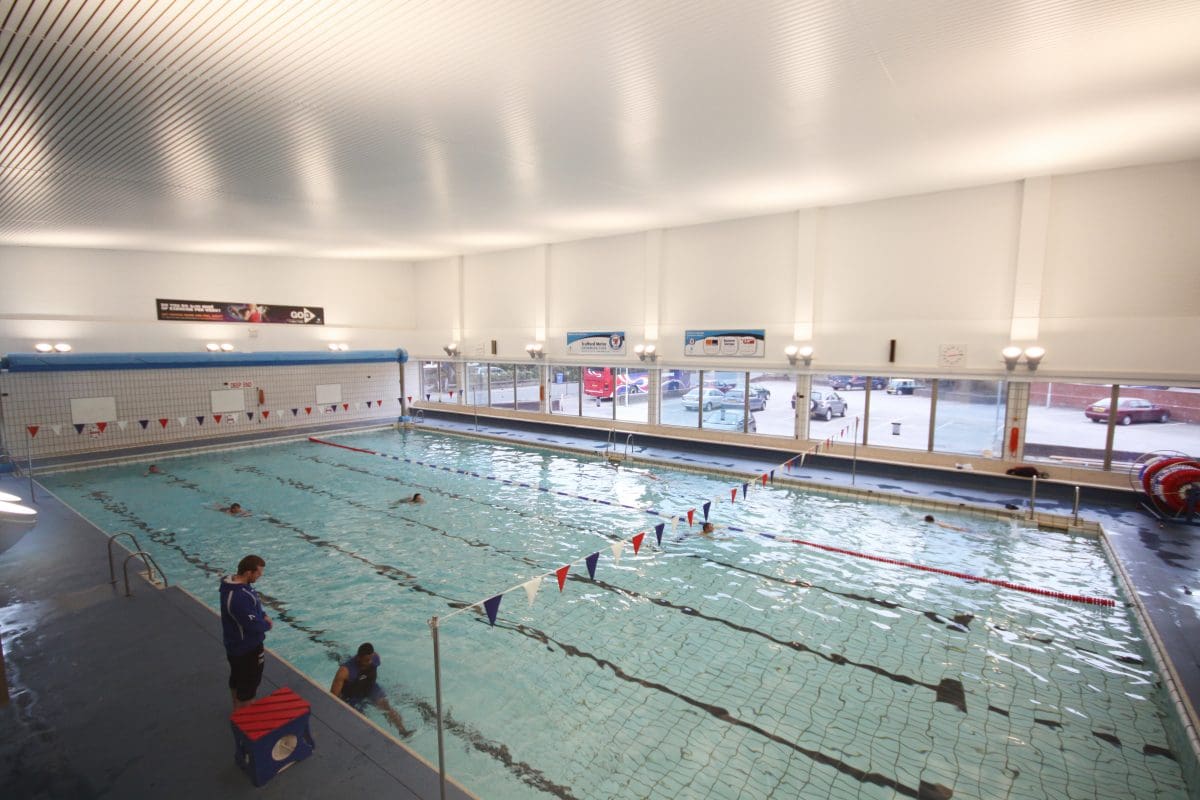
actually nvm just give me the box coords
[634,343,657,362]
[443,343,460,357]
[525,342,545,359]
[784,344,813,367]
[34,342,72,353]
[327,343,349,351]
[205,342,235,352]
[1002,345,1046,372]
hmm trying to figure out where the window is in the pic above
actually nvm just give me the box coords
[549,367,582,416]
[662,370,701,430]
[486,364,516,410]
[613,367,649,424]
[861,376,932,450]
[932,379,1007,457]
[750,370,792,438]
[1024,381,1114,470]
[421,361,459,404]
[514,364,541,412]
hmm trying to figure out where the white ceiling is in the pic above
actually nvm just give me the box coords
[2,0,1199,262]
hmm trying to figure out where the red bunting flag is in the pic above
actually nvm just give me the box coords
[27,425,39,438]
[761,473,768,486]
[687,509,695,527]
[406,396,412,404]
[342,403,349,411]
[377,399,383,407]
[555,565,570,591]
[730,487,737,503]
[261,411,270,420]
[159,418,169,428]
[632,532,645,554]
[305,407,312,415]
[449,390,455,399]
[214,414,223,423]
[96,422,107,433]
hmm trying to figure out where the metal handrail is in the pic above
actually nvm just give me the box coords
[122,551,169,597]
[1029,474,1038,520]
[414,408,425,424]
[1073,485,1081,526]
[624,433,634,463]
[108,532,142,585]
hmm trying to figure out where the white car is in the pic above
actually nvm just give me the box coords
[682,388,726,411]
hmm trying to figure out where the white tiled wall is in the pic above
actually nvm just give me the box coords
[0,362,403,461]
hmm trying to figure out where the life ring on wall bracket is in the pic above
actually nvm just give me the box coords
[258,388,265,406]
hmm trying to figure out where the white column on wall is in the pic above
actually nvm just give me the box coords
[535,244,548,342]
[644,230,663,343]
[453,255,465,345]
[1009,177,1052,344]
[792,209,821,344]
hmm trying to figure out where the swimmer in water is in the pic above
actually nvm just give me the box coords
[924,514,967,532]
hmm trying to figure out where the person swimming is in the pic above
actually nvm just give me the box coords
[924,514,967,532]
[220,502,251,516]
[391,492,424,506]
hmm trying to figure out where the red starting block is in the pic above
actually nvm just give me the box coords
[230,687,315,786]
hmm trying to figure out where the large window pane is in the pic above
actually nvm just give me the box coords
[702,372,750,434]
[614,367,649,424]
[1024,381,1113,469]
[581,365,616,420]
[549,366,582,416]
[932,379,1007,457]
[487,363,516,411]
[463,362,487,406]
[751,370,794,438]
[662,370,701,430]
[515,364,541,412]
[862,376,932,450]
[421,360,459,404]
[1111,387,1200,468]
[808,373,860,443]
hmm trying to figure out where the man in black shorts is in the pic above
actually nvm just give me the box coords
[220,554,272,709]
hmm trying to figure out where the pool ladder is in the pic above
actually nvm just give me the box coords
[605,431,634,465]
[107,532,169,597]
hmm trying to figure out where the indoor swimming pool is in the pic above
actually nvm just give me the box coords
[41,428,1192,799]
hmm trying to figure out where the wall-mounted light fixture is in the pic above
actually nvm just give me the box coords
[784,344,813,367]
[1002,345,1045,372]
[327,343,349,351]
[525,342,545,359]
[634,343,657,362]
[35,342,73,353]
[443,343,460,357]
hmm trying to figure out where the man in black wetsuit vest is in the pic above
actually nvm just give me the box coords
[330,642,409,736]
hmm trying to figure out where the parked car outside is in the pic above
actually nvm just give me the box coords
[886,378,919,395]
[722,388,766,412]
[682,388,726,411]
[809,390,847,420]
[1084,397,1170,425]
[828,375,887,390]
[749,385,771,404]
[702,407,757,433]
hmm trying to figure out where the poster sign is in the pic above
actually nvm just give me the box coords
[156,299,324,325]
[683,329,765,358]
[566,331,625,356]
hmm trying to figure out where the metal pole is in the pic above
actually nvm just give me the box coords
[26,435,35,504]
[1073,486,1081,526]
[1029,474,1038,520]
[851,417,859,486]
[429,615,447,800]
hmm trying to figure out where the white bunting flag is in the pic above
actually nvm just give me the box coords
[609,540,623,564]
[50,424,62,435]
[117,420,128,430]
[178,417,187,427]
[522,576,542,607]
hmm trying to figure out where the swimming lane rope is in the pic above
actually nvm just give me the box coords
[307,436,1116,608]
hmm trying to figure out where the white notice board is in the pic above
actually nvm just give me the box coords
[315,384,342,405]
[211,389,247,414]
[70,396,117,425]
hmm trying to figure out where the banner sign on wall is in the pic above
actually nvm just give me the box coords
[156,299,324,325]
[683,329,765,358]
[566,331,625,356]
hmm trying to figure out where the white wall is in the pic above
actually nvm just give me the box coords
[0,246,416,354]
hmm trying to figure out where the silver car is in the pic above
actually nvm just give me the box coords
[721,389,765,412]
[809,390,847,421]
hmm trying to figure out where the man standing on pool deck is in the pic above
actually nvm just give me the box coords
[220,554,272,709]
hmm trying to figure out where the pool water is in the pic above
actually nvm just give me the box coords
[42,429,1192,799]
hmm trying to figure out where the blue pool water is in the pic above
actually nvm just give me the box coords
[42,429,1192,799]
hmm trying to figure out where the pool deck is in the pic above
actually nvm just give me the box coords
[2,415,1199,798]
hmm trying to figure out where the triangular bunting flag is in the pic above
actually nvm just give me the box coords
[117,420,128,430]
[632,532,645,555]
[50,424,61,435]
[196,416,205,425]
[672,518,678,535]
[214,414,222,423]
[291,408,299,416]
[178,417,187,427]
[555,565,570,591]
[522,577,541,606]
[769,469,776,483]
[654,523,665,546]
[585,552,600,580]
[246,412,254,420]
[742,482,749,499]
[687,509,695,527]
[483,594,502,627]
[730,488,737,503]
[96,422,107,433]
[609,541,623,564]
[366,401,373,408]
[406,396,412,404]
[342,403,348,411]
[261,411,270,420]
[378,399,383,407]
[139,419,150,429]
[305,407,312,415]
[26,425,38,438]
[425,394,431,401]
[761,473,768,487]
[702,501,711,521]
[74,423,85,435]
